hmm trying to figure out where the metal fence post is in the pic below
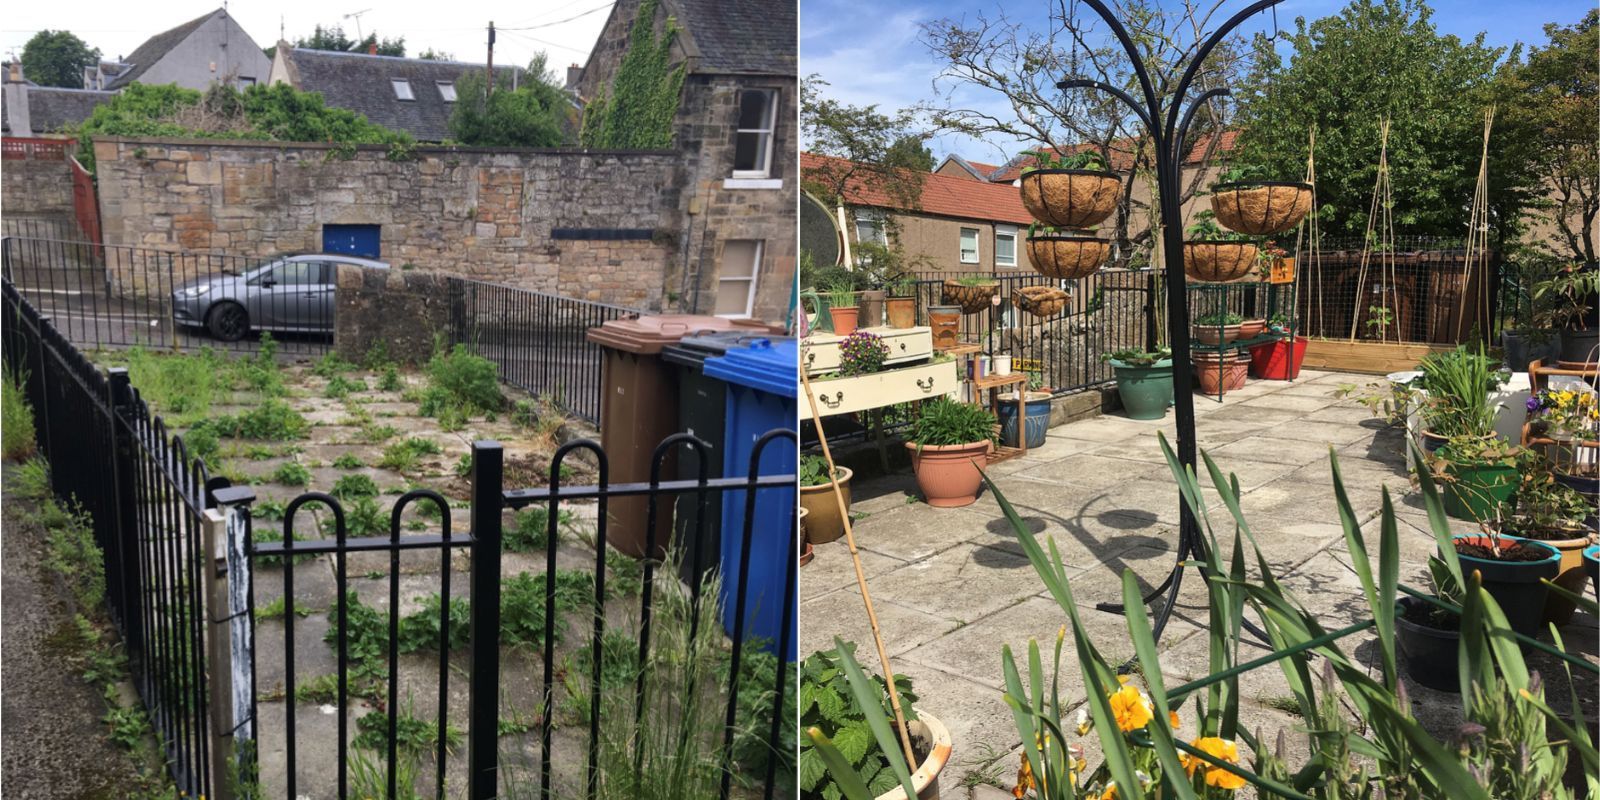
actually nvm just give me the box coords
[106,368,144,654]
[468,440,504,800]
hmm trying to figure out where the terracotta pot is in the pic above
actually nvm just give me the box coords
[1209,181,1314,236]
[886,296,917,328]
[1012,285,1070,317]
[1239,318,1266,339]
[1192,323,1244,346]
[829,306,860,336]
[872,711,953,800]
[1018,169,1122,229]
[858,289,887,329]
[798,466,852,544]
[906,440,992,507]
[1183,242,1260,283]
[1193,351,1248,396]
[940,280,999,315]
[798,508,813,566]
[1025,235,1109,280]
[927,306,962,349]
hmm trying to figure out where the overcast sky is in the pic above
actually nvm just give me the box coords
[802,0,1596,162]
[1,0,615,75]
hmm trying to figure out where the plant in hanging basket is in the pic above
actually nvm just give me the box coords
[1182,212,1259,283]
[1011,285,1070,318]
[1024,223,1109,280]
[1207,165,1314,236]
[1017,149,1123,229]
[1191,310,1245,345]
[941,276,1000,315]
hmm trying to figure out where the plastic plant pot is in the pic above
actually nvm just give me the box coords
[1440,460,1519,522]
[1110,358,1174,420]
[1500,531,1595,627]
[996,391,1052,448]
[1452,535,1561,640]
[1248,337,1307,380]
[1395,596,1460,693]
[1585,545,1600,598]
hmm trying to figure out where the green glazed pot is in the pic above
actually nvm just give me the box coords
[1441,459,1518,522]
[1111,358,1174,420]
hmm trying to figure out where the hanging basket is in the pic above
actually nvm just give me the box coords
[1209,181,1314,236]
[1183,241,1260,283]
[1019,169,1123,228]
[941,279,999,314]
[1012,286,1070,318]
[1026,235,1109,280]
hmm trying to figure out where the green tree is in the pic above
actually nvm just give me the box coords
[1230,0,1533,240]
[20,30,101,88]
[800,76,930,222]
[885,135,936,173]
[417,48,454,61]
[294,25,405,57]
[448,69,569,147]
[578,0,686,149]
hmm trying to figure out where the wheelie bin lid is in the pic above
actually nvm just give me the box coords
[585,314,773,355]
[703,338,798,398]
[662,331,773,370]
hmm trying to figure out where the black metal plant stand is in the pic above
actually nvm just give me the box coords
[1057,0,1287,644]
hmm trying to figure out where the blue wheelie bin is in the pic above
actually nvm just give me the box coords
[702,338,798,659]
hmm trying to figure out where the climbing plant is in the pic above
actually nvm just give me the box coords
[578,0,686,149]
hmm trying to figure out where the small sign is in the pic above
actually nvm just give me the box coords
[1269,257,1296,285]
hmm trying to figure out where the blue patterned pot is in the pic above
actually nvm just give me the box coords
[997,391,1052,449]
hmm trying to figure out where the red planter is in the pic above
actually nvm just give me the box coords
[1248,337,1307,380]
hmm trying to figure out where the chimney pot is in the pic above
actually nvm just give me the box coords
[368,41,378,56]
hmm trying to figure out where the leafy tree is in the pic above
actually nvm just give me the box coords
[885,135,936,173]
[801,76,931,222]
[417,48,454,61]
[1229,0,1533,240]
[294,25,405,57]
[1495,10,1597,262]
[241,83,408,144]
[448,70,569,147]
[21,30,101,88]
[578,0,686,149]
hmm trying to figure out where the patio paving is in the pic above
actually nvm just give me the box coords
[801,369,1600,797]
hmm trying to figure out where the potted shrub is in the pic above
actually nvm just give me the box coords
[1101,347,1173,420]
[1451,528,1562,640]
[1415,345,1508,459]
[885,277,918,329]
[1531,261,1599,364]
[828,281,861,336]
[1427,437,1521,523]
[940,277,999,315]
[1501,252,1565,371]
[1191,310,1245,345]
[996,390,1051,449]
[799,454,853,545]
[1193,350,1249,396]
[1182,211,1259,283]
[1207,165,1314,236]
[1016,149,1121,230]
[904,398,996,507]
[1501,459,1597,626]
[1025,223,1109,281]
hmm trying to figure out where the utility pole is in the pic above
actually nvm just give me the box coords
[485,21,495,96]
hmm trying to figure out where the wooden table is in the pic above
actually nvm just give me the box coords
[971,372,1030,462]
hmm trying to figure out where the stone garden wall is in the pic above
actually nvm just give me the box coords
[331,264,457,366]
[91,137,684,310]
[1,156,75,217]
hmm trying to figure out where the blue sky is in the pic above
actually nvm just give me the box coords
[800,0,1595,163]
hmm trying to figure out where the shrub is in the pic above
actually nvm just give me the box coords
[180,424,220,464]
[377,365,404,392]
[2,364,37,461]
[378,438,442,472]
[210,399,309,441]
[331,473,379,501]
[422,343,503,416]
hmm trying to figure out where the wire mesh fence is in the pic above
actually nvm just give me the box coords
[1291,235,1499,344]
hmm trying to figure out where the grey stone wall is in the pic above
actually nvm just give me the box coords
[331,264,457,365]
[92,137,683,310]
[1,157,75,216]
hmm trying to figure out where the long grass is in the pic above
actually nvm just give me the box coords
[2,364,37,461]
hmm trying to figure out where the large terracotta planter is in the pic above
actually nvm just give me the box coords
[1026,235,1108,280]
[940,281,998,315]
[886,297,917,329]
[906,441,992,507]
[872,711,953,800]
[1192,323,1244,346]
[1193,351,1248,396]
[798,466,852,545]
[1018,169,1122,229]
[1012,285,1069,318]
[829,306,860,336]
[1209,181,1314,236]
[1183,242,1259,283]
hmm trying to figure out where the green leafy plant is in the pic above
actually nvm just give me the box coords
[272,461,311,487]
[1504,455,1592,538]
[378,364,404,392]
[505,506,574,552]
[251,527,314,566]
[396,593,472,653]
[1019,148,1109,172]
[1193,311,1244,327]
[1417,344,1509,443]
[1210,163,1270,188]
[1101,347,1171,368]
[3,364,37,461]
[419,341,504,418]
[826,281,858,311]
[378,437,443,472]
[799,642,919,799]
[908,398,996,447]
[576,0,686,149]
[799,454,835,488]
[331,473,380,501]
[1184,210,1253,242]
[953,275,998,287]
[324,374,367,399]
[332,454,363,470]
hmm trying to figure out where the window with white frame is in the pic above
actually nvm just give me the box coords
[995,224,1018,268]
[391,79,414,100]
[959,227,980,264]
[437,81,457,102]
[732,89,777,177]
[854,210,888,246]
[715,240,763,318]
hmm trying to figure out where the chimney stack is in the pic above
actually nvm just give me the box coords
[8,62,21,82]
[368,40,378,56]
[565,63,583,90]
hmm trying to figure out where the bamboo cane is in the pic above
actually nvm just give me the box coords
[799,361,919,769]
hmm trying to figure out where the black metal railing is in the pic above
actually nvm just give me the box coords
[4,278,216,797]
[447,277,641,426]
[2,235,334,357]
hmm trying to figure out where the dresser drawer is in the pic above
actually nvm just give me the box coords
[803,326,935,376]
[804,359,959,417]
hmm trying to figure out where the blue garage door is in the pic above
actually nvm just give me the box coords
[323,224,381,259]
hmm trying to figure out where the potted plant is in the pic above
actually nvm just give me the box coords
[1396,555,1467,692]
[1427,436,1521,523]
[1531,261,1599,364]
[838,330,891,377]
[996,390,1051,449]
[1016,149,1122,229]
[1182,211,1259,283]
[1207,165,1314,236]
[1415,345,1509,457]
[1193,350,1249,395]
[1500,457,1597,626]
[1249,313,1307,380]
[1238,316,1267,339]
[1011,285,1069,318]
[1266,312,1291,334]
[1101,347,1173,420]
[799,454,853,545]
[828,281,861,336]
[1191,310,1245,345]
[1025,222,1109,281]
[799,507,814,566]
[904,398,996,507]
[940,276,999,315]
[1451,526,1562,640]
[885,277,918,329]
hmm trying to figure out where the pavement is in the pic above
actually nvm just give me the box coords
[800,369,1600,797]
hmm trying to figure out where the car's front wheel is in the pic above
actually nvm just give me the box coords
[206,302,249,342]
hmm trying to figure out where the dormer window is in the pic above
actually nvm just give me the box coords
[391,79,414,100]
[437,82,456,102]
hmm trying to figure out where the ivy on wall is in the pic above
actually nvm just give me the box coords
[578,0,686,150]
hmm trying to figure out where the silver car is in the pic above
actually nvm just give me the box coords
[172,254,389,341]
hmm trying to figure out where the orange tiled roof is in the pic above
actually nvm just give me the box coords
[988,130,1239,182]
[803,152,1034,225]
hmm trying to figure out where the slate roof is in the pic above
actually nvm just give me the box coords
[281,48,522,142]
[669,0,796,76]
[803,152,1033,225]
[10,87,116,134]
[106,9,221,89]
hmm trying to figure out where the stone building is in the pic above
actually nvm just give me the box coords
[573,0,797,323]
[84,8,271,91]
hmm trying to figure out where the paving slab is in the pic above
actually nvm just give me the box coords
[800,542,909,599]
[799,588,953,662]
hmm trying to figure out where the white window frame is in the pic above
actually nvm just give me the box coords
[731,89,778,179]
[854,210,888,247]
[959,227,981,264]
[391,79,415,101]
[716,240,763,319]
[994,224,1019,268]
[437,81,457,102]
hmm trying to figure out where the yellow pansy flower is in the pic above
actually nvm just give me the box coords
[1108,684,1153,731]
[1181,737,1247,790]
